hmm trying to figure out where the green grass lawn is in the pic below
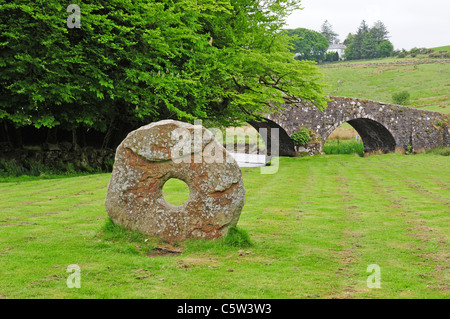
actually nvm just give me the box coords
[320,58,450,113]
[0,154,448,299]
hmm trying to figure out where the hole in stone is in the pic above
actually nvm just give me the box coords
[162,178,190,206]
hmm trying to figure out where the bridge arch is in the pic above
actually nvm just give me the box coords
[247,118,296,157]
[324,117,396,153]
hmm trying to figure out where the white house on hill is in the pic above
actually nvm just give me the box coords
[327,44,347,60]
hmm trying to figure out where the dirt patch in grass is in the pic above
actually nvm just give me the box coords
[0,221,38,227]
[414,95,448,101]
[133,268,153,280]
[30,211,62,217]
[44,274,65,282]
[147,245,183,257]
[177,257,219,269]
[407,225,434,232]
[0,247,14,255]
[407,233,430,241]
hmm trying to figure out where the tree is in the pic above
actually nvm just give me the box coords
[0,0,328,147]
[324,51,339,62]
[285,28,329,62]
[344,20,369,60]
[344,20,393,60]
[343,33,356,60]
[361,31,378,59]
[320,20,339,45]
[353,20,370,59]
[377,40,394,58]
[371,20,389,45]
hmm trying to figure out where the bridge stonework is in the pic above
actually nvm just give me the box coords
[252,97,449,156]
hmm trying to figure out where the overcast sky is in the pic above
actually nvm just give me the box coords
[285,0,450,50]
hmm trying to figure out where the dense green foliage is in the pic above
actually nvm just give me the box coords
[325,51,340,62]
[286,28,329,62]
[376,40,394,58]
[0,0,328,138]
[344,20,394,60]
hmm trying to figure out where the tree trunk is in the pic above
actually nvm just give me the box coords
[13,126,23,149]
[1,121,11,146]
[80,128,87,147]
[46,127,58,144]
[102,118,115,149]
[72,128,78,148]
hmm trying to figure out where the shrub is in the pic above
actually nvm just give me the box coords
[324,51,339,62]
[24,159,49,176]
[429,52,450,58]
[392,90,411,105]
[406,145,413,155]
[0,158,109,179]
[377,41,394,58]
[290,127,311,146]
[0,159,27,177]
[104,157,115,172]
[425,147,450,156]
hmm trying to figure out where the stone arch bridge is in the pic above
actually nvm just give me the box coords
[250,97,449,156]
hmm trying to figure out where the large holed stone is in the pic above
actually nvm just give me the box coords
[105,120,245,242]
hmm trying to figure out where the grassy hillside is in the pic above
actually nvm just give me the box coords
[320,59,450,114]
[0,154,448,298]
[431,45,450,53]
